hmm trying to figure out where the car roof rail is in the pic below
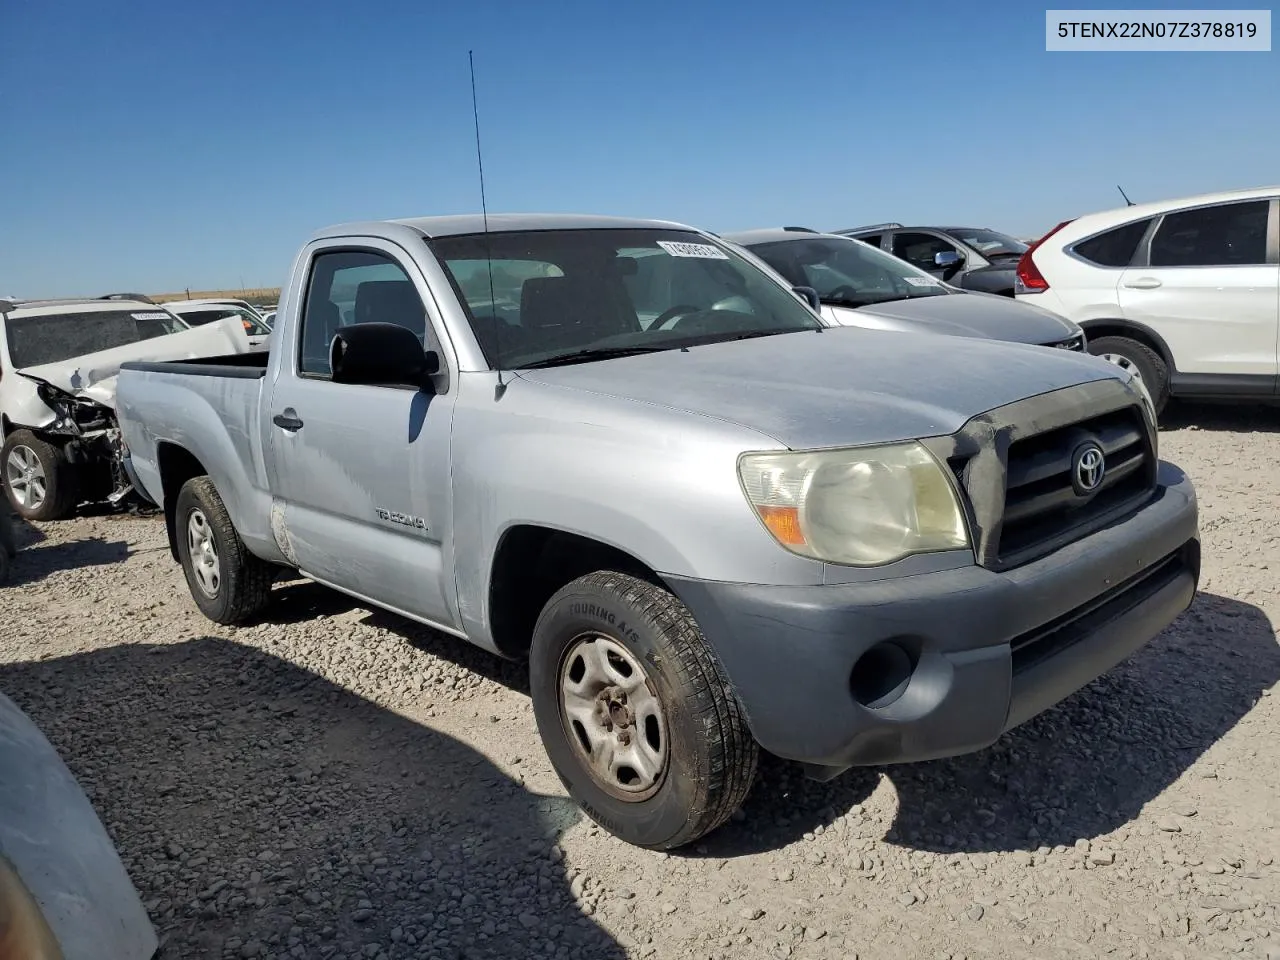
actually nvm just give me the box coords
[782,225,817,233]
[835,222,903,234]
[98,292,157,304]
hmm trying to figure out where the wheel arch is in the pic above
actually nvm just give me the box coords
[1080,318,1178,373]
[485,524,666,658]
[156,442,209,562]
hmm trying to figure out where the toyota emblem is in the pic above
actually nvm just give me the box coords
[1072,443,1106,495]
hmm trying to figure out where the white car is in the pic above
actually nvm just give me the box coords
[0,296,252,520]
[162,299,272,349]
[1014,186,1279,413]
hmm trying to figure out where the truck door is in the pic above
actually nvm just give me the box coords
[265,242,459,631]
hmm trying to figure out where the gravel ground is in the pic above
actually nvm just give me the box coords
[1,403,1277,960]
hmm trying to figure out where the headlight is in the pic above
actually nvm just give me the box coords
[738,442,970,566]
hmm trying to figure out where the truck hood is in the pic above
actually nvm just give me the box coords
[518,326,1124,449]
[839,291,1078,345]
[14,316,251,411]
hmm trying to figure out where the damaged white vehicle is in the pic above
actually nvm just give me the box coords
[1,296,253,521]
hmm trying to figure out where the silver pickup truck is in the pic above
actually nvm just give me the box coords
[115,214,1200,850]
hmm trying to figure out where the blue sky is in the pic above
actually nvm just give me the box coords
[1,0,1276,296]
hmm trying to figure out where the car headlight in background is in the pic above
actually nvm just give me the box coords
[738,442,970,566]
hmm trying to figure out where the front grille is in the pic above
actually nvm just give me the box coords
[1010,545,1191,675]
[996,406,1156,566]
[929,382,1161,572]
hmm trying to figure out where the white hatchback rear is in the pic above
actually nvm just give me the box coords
[1014,187,1279,412]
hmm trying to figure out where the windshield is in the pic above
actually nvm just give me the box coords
[949,228,1028,258]
[5,309,188,368]
[743,236,951,308]
[175,306,271,335]
[428,228,823,369]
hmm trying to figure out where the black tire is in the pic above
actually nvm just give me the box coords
[529,570,758,850]
[1087,335,1170,414]
[174,476,273,625]
[1,430,80,522]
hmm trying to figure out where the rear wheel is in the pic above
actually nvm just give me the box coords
[529,570,758,850]
[1087,335,1170,414]
[1,430,79,522]
[174,476,273,625]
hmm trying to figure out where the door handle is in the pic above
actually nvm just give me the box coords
[1123,277,1162,290]
[272,412,304,431]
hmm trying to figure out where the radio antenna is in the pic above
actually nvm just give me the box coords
[1116,184,1135,207]
[470,50,505,397]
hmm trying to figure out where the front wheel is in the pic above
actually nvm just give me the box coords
[2,430,79,522]
[1087,335,1170,414]
[174,477,273,625]
[529,570,758,850]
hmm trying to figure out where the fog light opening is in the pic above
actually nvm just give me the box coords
[850,641,916,709]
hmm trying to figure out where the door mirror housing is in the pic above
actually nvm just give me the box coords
[330,323,440,390]
[934,251,963,268]
[792,285,821,310]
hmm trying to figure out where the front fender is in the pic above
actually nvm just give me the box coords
[0,375,56,432]
[0,693,157,960]
[448,379,827,646]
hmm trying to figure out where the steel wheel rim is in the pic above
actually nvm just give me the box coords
[1099,352,1142,381]
[558,633,668,801]
[186,508,221,598]
[5,445,46,510]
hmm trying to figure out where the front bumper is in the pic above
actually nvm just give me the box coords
[666,460,1199,777]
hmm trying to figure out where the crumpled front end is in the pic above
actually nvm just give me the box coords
[14,315,251,414]
[3,317,254,508]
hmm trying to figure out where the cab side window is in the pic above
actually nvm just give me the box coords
[892,232,960,271]
[299,250,429,378]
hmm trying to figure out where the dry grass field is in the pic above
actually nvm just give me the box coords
[150,287,281,306]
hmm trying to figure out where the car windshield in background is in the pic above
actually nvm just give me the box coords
[950,228,1028,258]
[178,306,271,335]
[428,229,823,369]
[5,309,188,368]
[744,236,950,309]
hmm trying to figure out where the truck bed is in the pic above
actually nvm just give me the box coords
[115,354,277,560]
[119,351,269,379]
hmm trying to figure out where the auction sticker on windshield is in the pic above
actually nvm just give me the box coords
[903,277,941,286]
[132,313,175,321]
[657,240,730,260]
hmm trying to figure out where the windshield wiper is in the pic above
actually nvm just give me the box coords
[517,345,669,369]
[821,294,907,308]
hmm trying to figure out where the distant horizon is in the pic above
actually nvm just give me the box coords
[3,0,1276,296]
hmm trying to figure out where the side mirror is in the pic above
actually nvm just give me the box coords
[934,251,963,268]
[792,285,821,310]
[330,322,440,389]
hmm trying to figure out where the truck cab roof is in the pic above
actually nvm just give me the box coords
[310,212,691,243]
